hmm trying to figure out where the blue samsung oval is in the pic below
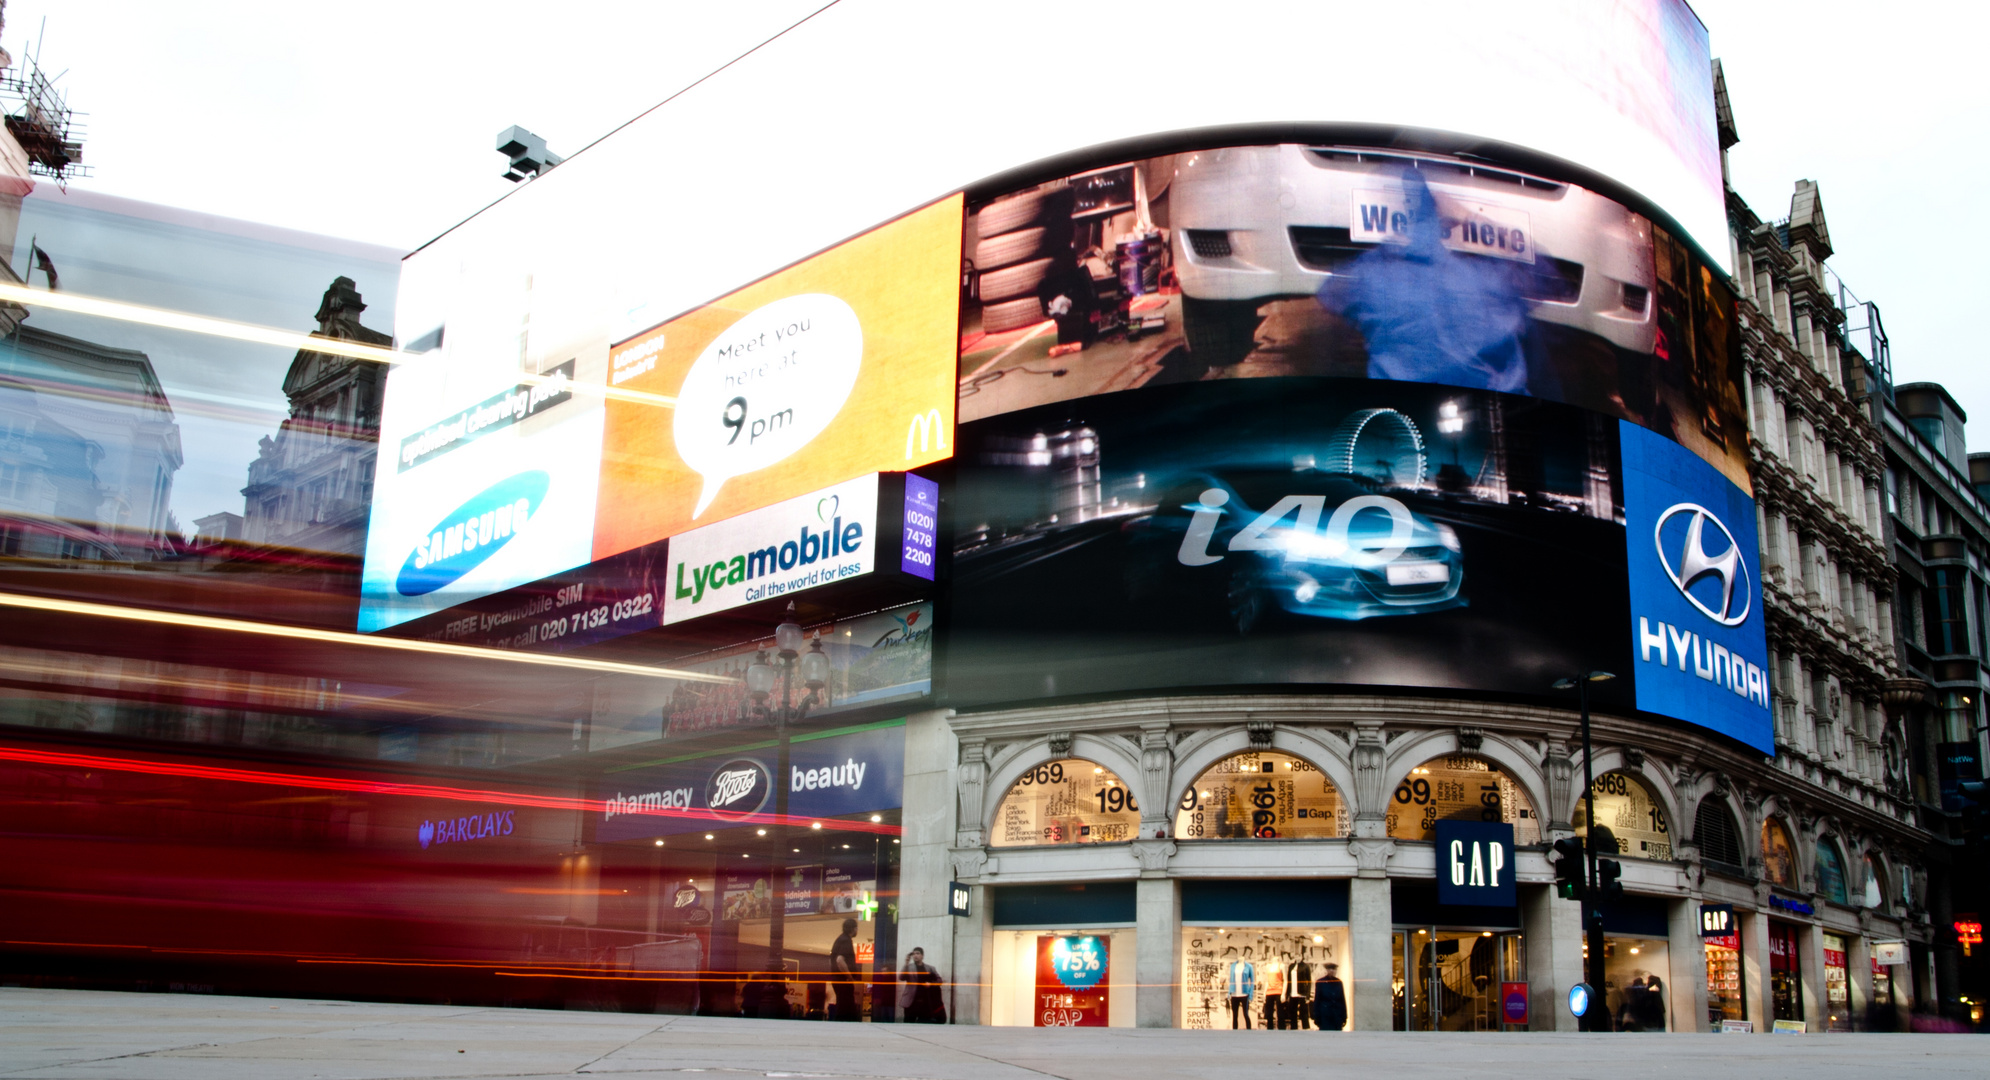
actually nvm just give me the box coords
[395,471,551,597]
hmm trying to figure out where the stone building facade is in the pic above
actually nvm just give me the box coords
[891,70,1941,1034]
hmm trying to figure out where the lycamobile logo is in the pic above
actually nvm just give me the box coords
[396,471,550,597]
[673,506,863,606]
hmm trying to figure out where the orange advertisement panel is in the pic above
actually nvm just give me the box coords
[593,196,962,561]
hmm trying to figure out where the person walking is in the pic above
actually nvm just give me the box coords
[1312,962,1348,1031]
[829,919,860,1021]
[898,948,941,1022]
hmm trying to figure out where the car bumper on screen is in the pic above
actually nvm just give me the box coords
[1170,144,1657,354]
[1255,552,1466,621]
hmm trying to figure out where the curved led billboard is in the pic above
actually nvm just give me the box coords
[947,139,1769,753]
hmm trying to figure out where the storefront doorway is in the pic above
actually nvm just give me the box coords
[1391,928,1525,1031]
[1769,920,1804,1025]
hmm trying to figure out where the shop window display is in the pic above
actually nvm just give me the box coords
[1601,937,1670,1031]
[1386,756,1539,845]
[1392,928,1525,1031]
[1174,751,1347,840]
[989,929,1134,1027]
[990,759,1141,847]
[1180,927,1351,1030]
[1703,913,1746,1028]
[1573,770,1672,861]
[1761,817,1797,888]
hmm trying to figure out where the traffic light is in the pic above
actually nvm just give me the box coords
[1597,857,1624,902]
[1552,837,1586,900]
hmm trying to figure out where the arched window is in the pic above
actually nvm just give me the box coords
[1816,838,1849,905]
[1694,799,1744,869]
[1761,817,1796,887]
[1173,750,1345,840]
[990,758,1140,847]
[1862,854,1887,910]
[1387,754,1538,845]
[1572,770,1672,861]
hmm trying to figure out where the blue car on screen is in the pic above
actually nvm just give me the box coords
[1123,468,1466,633]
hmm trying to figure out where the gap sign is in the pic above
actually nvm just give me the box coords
[1435,820,1515,907]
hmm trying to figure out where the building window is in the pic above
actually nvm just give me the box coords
[1174,750,1345,840]
[1694,799,1744,871]
[1815,839,1848,905]
[1573,770,1671,861]
[1761,817,1796,887]
[989,758,1140,847]
[1386,755,1538,845]
[1862,854,1887,910]
[1926,569,1967,656]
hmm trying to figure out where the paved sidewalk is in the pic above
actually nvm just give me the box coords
[0,988,1980,1079]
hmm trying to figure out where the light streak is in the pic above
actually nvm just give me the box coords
[0,283,677,411]
[0,743,903,835]
[0,590,728,684]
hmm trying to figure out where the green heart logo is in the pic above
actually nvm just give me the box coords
[817,495,839,522]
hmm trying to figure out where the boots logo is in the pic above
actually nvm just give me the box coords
[1654,503,1750,626]
[707,759,772,819]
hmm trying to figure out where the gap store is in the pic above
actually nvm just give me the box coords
[0,0,1929,1031]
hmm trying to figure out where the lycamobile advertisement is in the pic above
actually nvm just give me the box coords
[362,198,962,634]
[592,196,962,562]
[662,473,880,626]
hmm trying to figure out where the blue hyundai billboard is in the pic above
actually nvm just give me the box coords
[1620,421,1772,753]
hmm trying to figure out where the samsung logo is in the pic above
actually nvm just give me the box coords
[396,471,550,597]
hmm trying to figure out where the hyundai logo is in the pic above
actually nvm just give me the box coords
[1654,503,1750,626]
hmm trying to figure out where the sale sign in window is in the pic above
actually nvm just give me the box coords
[1036,935,1110,1027]
[593,195,962,562]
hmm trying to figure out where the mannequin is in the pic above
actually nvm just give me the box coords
[1224,946,1254,1029]
[1260,950,1287,1029]
[1289,948,1315,1029]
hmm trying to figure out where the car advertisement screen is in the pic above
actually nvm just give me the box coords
[959,144,1746,492]
[950,378,1631,705]
[361,198,963,633]
[946,132,1769,752]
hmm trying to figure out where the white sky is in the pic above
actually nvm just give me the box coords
[10,0,1990,453]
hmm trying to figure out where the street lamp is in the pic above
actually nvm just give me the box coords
[745,602,830,1012]
[1552,670,1615,1032]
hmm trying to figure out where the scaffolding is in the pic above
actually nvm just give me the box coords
[0,48,87,184]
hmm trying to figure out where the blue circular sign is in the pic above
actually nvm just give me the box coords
[1050,936,1106,990]
[1567,981,1592,1018]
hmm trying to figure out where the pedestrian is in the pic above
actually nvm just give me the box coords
[899,947,936,1022]
[1636,975,1667,1031]
[1312,962,1347,1031]
[829,918,860,1021]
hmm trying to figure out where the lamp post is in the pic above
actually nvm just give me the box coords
[745,601,831,1001]
[1553,670,1615,1032]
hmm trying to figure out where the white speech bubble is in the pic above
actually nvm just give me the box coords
[673,293,864,518]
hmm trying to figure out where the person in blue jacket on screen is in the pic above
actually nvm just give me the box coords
[1318,169,1534,396]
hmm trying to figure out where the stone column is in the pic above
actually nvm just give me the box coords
[899,708,961,1019]
[1134,862,1179,1027]
[1347,869,1393,1031]
[1743,906,1773,1032]
[1668,897,1709,1032]
[1521,882,1584,1030]
[1799,919,1828,1031]
[1848,927,1874,1028]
